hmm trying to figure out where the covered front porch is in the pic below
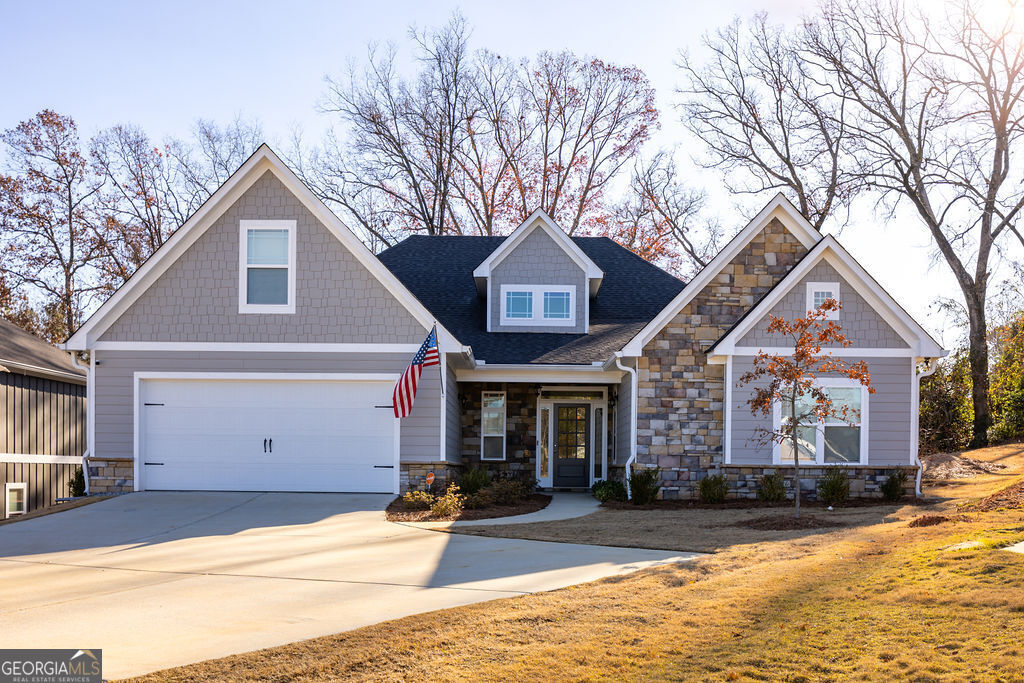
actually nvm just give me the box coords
[456,383,624,489]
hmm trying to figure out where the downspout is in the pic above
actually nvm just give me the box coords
[914,358,939,497]
[614,352,638,496]
[70,351,92,496]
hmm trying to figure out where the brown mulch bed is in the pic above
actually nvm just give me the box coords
[962,481,1024,512]
[908,514,961,528]
[921,451,1008,481]
[602,496,922,511]
[386,493,551,522]
[730,514,845,530]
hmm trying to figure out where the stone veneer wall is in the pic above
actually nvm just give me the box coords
[637,217,809,499]
[722,465,918,500]
[459,382,538,477]
[401,463,462,493]
[87,456,134,493]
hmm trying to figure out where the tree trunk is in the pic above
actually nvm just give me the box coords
[966,304,991,448]
[792,432,801,519]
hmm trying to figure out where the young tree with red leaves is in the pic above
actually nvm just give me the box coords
[737,299,874,517]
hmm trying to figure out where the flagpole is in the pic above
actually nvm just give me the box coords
[434,323,443,396]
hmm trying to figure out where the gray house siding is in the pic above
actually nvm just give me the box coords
[445,362,460,463]
[737,262,908,348]
[100,170,425,344]
[1,371,86,457]
[93,350,443,465]
[489,228,587,334]
[729,355,912,466]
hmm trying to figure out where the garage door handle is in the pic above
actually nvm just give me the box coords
[373,465,394,469]
[269,438,272,453]
[264,438,267,453]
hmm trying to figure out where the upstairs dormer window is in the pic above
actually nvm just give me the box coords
[239,220,296,314]
[500,285,576,327]
[806,281,840,320]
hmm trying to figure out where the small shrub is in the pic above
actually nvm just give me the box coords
[402,490,434,510]
[758,471,786,502]
[699,473,728,504]
[628,466,661,505]
[457,467,492,496]
[430,485,465,518]
[592,479,627,503]
[881,470,909,502]
[463,489,495,509]
[486,477,535,505]
[68,466,85,497]
[818,468,850,505]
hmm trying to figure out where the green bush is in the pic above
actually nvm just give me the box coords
[698,473,728,504]
[463,489,495,509]
[881,470,909,502]
[919,352,973,454]
[758,471,786,502]
[628,466,661,505]
[818,468,850,505]
[68,466,85,497]
[457,467,493,495]
[592,479,627,503]
[486,476,535,505]
[430,485,465,518]
[402,490,434,510]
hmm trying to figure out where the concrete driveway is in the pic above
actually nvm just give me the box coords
[0,492,699,679]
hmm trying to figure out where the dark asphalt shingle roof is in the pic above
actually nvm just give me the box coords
[0,318,85,381]
[378,235,686,365]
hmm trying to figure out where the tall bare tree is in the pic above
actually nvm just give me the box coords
[0,110,104,341]
[803,0,1024,445]
[679,14,853,230]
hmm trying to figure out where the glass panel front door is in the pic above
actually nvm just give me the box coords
[554,404,590,487]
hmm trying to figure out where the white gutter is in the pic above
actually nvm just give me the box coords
[914,358,939,497]
[614,352,639,496]
[70,352,92,495]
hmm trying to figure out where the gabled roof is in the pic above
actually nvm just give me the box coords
[620,193,822,356]
[379,235,685,364]
[65,145,462,351]
[472,210,604,295]
[0,319,85,384]
[704,235,946,358]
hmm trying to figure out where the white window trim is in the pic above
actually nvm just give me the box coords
[5,482,27,518]
[806,281,840,320]
[238,220,297,314]
[480,391,507,461]
[499,284,576,327]
[771,378,869,465]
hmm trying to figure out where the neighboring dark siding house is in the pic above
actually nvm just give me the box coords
[0,319,86,518]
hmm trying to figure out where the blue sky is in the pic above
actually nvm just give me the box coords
[0,0,991,345]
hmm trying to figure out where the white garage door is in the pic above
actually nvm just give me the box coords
[139,376,398,493]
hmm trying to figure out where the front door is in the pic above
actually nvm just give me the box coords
[554,404,590,487]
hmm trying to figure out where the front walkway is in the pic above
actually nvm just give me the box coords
[403,492,601,529]
[0,492,700,679]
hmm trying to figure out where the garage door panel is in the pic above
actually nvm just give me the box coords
[140,378,397,493]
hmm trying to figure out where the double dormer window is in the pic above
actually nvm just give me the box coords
[499,285,576,327]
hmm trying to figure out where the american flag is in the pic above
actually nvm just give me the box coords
[393,326,440,418]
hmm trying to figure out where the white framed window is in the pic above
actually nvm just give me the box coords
[773,379,869,465]
[499,285,576,326]
[806,281,840,319]
[481,391,507,461]
[5,482,26,518]
[239,220,297,314]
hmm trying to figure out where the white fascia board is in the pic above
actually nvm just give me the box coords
[67,144,462,352]
[621,193,821,356]
[92,342,424,353]
[455,364,625,384]
[471,209,604,280]
[0,358,86,384]
[708,236,946,358]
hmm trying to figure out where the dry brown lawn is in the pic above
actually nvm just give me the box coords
[125,444,1024,682]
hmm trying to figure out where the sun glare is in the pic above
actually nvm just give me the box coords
[972,0,1024,30]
